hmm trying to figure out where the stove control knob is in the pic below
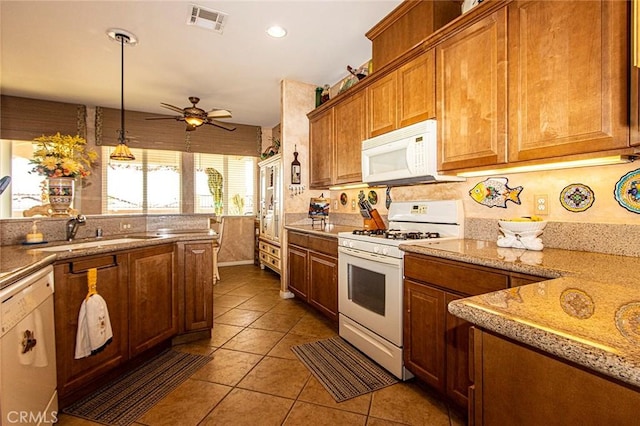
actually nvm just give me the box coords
[382,247,389,255]
[342,240,348,247]
[374,246,380,253]
[348,241,354,248]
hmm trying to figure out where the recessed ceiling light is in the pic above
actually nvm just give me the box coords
[266,25,287,38]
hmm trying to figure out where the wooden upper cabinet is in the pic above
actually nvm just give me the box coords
[507,0,629,161]
[437,8,508,171]
[334,90,366,185]
[368,72,397,137]
[309,108,334,188]
[368,51,436,138]
[398,50,436,128]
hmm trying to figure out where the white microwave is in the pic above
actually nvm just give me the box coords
[361,120,465,186]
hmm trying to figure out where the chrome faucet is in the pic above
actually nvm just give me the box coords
[66,214,86,241]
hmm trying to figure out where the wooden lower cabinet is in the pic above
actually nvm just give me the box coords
[178,241,213,335]
[54,254,129,404]
[287,231,338,322]
[128,245,177,357]
[471,328,640,425]
[403,253,545,411]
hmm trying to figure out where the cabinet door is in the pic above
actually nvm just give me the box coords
[309,109,334,188]
[128,245,177,357]
[368,72,397,137]
[445,292,472,409]
[437,9,508,171]
[287,244,309,299]
[308,251,338,322]
[403,279,445,392]
[398,50,436,128]
[334,90,366,185]
[54,254,128,401]
[508,0,629,161]
[183,242,213,332]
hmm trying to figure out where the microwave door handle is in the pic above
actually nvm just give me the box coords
[406,139,416,174]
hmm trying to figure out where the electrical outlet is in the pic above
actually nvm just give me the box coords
[535,194,549,215]
[119,221,132,231]
[333,200,338,210]
[351,200,356,211]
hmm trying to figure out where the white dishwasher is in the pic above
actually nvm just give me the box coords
[1,265,58,425]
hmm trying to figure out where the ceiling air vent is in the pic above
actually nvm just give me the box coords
[187,4,228,33]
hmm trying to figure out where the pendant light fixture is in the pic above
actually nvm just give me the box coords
[107,28,138,161]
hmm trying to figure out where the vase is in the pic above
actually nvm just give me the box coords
[47,177,75,216]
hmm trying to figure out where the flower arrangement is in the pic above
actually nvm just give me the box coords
[30,133,98,179]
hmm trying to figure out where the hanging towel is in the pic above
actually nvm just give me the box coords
[74,268,113,359]
[16,308,49,367]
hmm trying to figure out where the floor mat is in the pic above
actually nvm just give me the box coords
[63,349,212,425]
[291,336,398,402]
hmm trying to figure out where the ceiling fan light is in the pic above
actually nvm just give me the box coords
[266,25,287,38]
[185,116,205,127]
[110,142,135,161]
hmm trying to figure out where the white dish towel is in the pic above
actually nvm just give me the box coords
[74,268,113,359]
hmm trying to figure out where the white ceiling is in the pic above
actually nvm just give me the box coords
[0,0,403,128]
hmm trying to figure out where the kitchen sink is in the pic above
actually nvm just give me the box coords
[34,237,158,252]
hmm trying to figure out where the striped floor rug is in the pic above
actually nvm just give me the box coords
[64,349,212,426]
[291,337,398,402]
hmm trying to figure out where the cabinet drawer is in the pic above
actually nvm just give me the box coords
[288,231,308,247]
[259,252,280,271]
[405,255,508,296]
[259,241,281,259]
[308,235,338,257]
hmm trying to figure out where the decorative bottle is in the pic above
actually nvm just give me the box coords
[291,145,301,184]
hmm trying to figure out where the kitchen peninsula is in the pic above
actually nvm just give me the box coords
[401,239,640,425]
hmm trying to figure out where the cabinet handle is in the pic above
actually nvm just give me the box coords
[191,249,205,254]
[70,260,118,274]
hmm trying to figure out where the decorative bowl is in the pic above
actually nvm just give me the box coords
[498,220,547,234]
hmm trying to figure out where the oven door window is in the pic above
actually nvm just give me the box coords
[348,264,385,316]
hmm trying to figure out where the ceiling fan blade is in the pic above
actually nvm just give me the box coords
[207,109,232,119]
[145,116,182,121]
[207,120,236,131]
[160,103,186,113]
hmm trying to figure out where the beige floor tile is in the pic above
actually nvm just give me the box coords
[369,382,450,426]
[236,296,281,312]
[237,356,311,399]
[55,414,104,425]
[190,348,263,386]
[267,332,323,359]
[200,388,293,426]
[288,314,338,339]
[221,327,285,355]
[210,323,244,347]
[214,308,264,327]
[249,312,302,333]
[226,284,266,297]
[366,417,411,426]
[173,341,216,356]
[268,300,311,318]
[214,294,251,308]
[297,376,372,415]
[136,379,231,426]
[213,305,232,318]
[283,401,367,425]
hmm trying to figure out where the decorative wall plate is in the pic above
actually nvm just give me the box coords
[559,184,594,212]
[614,168,640,214]
[368,190,378,205]
[340,193,348,206]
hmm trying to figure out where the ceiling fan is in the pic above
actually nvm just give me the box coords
[146,96,236,131]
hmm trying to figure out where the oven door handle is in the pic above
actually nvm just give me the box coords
[338,246,402,266]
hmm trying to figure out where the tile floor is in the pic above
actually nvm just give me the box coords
[58,265,466,426]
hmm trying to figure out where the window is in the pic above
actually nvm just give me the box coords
[194,153,256,216]
[102,147,182,214]
[4,140,44,217]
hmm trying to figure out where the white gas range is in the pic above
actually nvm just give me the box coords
[337,200,464,380]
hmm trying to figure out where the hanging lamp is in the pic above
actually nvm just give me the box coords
[107,29,137,161]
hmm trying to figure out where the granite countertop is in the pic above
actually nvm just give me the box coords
[0,231,217,290]
[284,223,359,238]
[401,239,640,388]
